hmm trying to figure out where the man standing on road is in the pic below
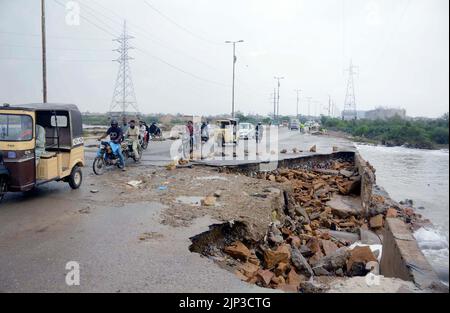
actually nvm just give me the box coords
[126,120,141,161]
[186,120,194,159]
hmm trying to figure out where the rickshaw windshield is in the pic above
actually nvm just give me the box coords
[0,114,33,141]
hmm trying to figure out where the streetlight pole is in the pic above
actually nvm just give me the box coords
[41,0,47,103]
[274,76,284,124]
[225,40,244,118]
[295,89,302,118]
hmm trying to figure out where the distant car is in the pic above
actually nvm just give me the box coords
[238,123,255,140]
[289,119,300,131]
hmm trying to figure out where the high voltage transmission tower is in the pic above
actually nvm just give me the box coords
[342,60,358,120]
[109,21,139,118]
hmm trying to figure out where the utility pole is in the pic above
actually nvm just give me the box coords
[41,0,47,103]
[225,40,244,118]
[274,76,284,123]
[110,21,139,118]
[306,97,312,118]
[273,88,277,121]
[294,89,301,118]
[328,95,332,117]
[343,59,358,120]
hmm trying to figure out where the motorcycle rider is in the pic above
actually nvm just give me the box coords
[98,119,125,170]
[139,120,149,144]
[126,119,141,160]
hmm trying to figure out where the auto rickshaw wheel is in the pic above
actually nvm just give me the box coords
[0,176,8,201]
[68,166,83,189]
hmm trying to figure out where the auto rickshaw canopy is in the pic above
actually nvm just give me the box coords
[1,103,83,149]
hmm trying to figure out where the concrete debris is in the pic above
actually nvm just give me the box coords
[201,196,216,207]
[224,241,251,261]
[194,158,430,293]
[127,180,143,188]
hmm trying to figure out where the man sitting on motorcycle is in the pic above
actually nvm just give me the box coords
[126,120,141,161]
[98,119,125,170]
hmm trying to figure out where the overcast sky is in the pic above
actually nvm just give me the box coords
[0,0,448,117]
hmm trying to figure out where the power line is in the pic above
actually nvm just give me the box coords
[52,0,230,89]
[135,47,229,88]
[80,0,224,72]
[53,0,118,37]
[0,43,112,52]
[142,0,220,45]
[0,31,111,41]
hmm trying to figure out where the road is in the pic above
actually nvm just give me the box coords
[0,128,353,292]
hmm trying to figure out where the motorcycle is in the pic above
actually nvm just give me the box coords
[92,141,125,175]
[139,132,149,150]
[122,138,142,162]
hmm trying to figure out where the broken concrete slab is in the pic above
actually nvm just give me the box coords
[327,194,362,219]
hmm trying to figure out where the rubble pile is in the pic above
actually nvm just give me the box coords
[211,159,428,292]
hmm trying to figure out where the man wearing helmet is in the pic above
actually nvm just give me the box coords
[98,119,125,170]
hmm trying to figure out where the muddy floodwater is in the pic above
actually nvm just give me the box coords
[356,144,449,285]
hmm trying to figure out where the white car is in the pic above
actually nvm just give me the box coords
[239,123,255,140]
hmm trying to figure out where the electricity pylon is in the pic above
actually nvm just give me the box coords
[109,21,139,118]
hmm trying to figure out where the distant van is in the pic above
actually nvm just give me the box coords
[289,118,300,131]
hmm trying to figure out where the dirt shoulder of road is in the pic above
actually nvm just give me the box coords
[88,164,286,239]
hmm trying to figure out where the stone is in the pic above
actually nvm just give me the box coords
[303,224,312,232]
[299,245,313,257]
[359,228,382,245]
[403,207,415,217]
[201,196,216,207]
[339,169,354,178]
[234,270,249,281]
[257,269,274,286]
[274,262,290,276]
[287,269,305,287]
[248,252,261,266]
[290,236,301,248]
[347,246,377,276]
[327,194,362,219]
[280,149,288,154]
[312,265,331,276]
[291,246,314,277]
[294,207,310,224]
[308,251,324,267]
[268,174,276,182]
[309,145,317,153]
[213,190,223,198]
[306,237,321,254]
[369,214,384,229]
[277,284,298,293]
[386,208,398,218]
[224,241,251,261]
[263,244,291,268]
[316,247,350,272]
[271,275,285,285]
[300,280,330,293]
[236,262,259,278]
[321,240,339,256]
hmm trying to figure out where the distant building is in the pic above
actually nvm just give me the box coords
[364,108,406,120]
[343,107,406,121]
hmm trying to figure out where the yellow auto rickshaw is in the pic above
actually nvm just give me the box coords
[214,119,239,146]
[0,103,85,200]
